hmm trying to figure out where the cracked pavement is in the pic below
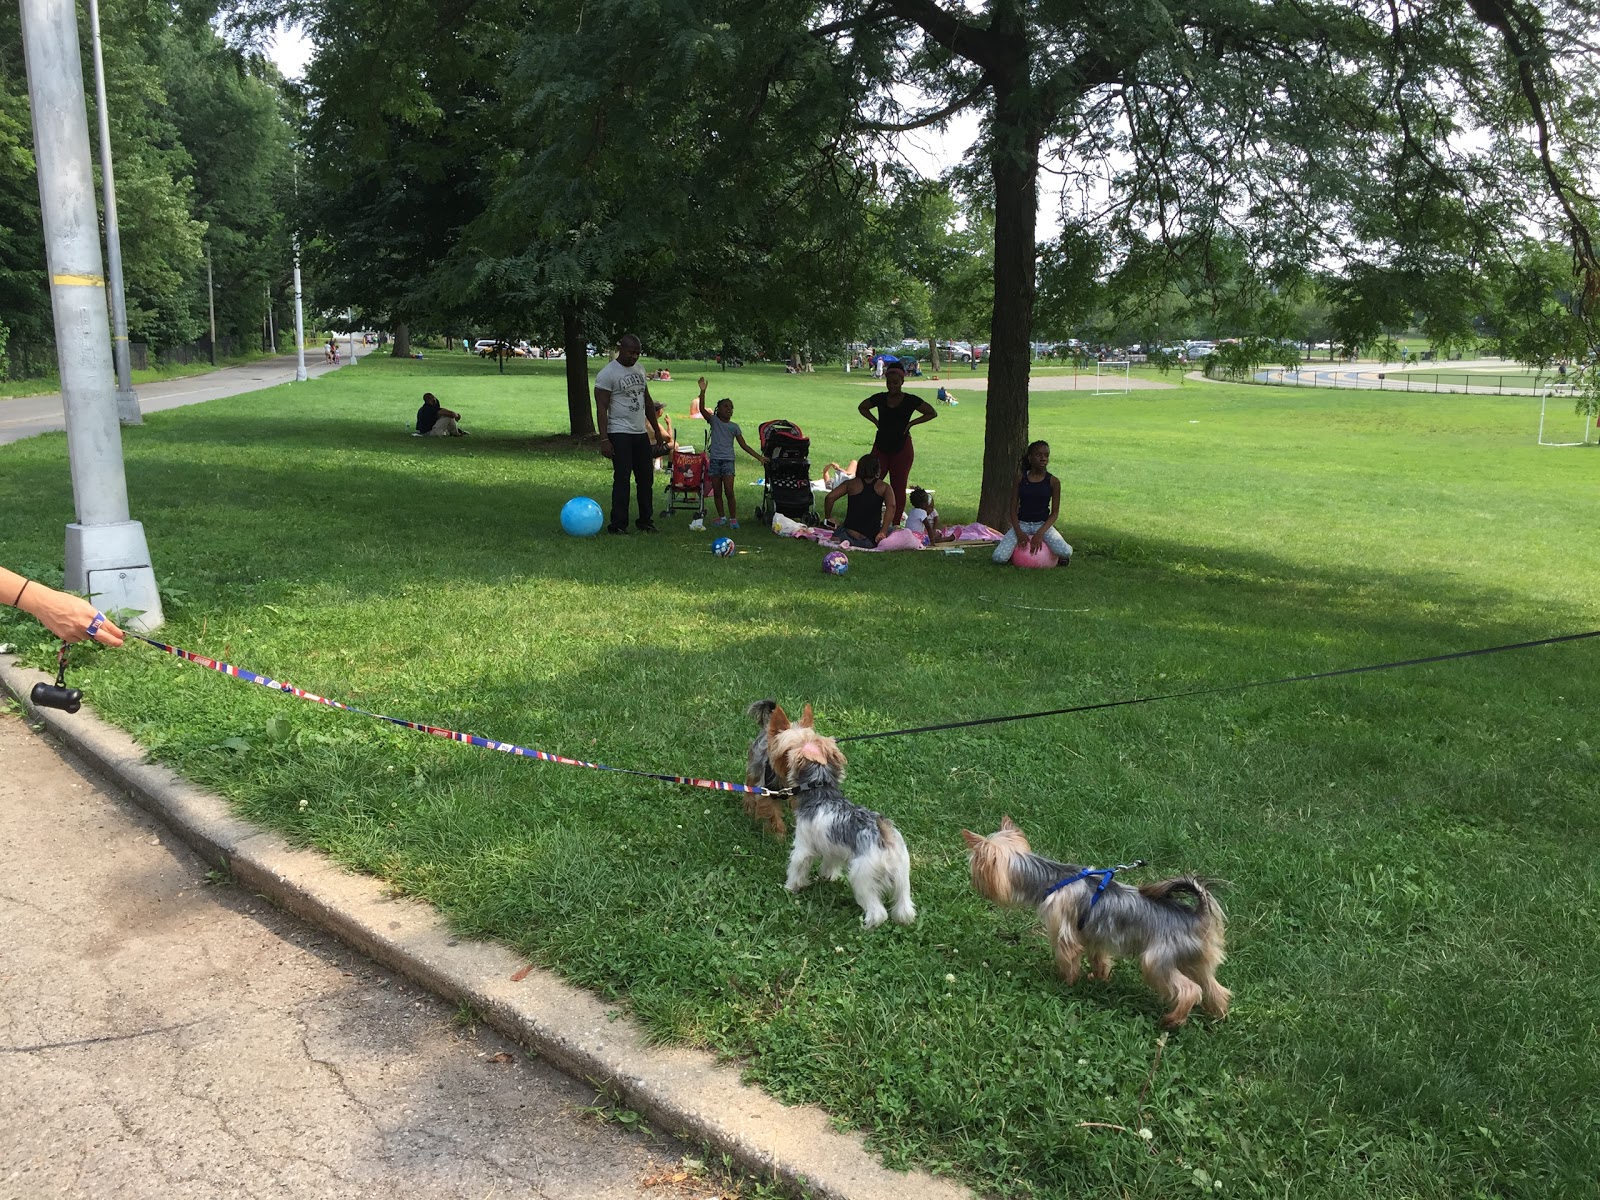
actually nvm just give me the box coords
[0,711,694,1199]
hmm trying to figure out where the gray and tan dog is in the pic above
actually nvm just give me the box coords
[749,700,915,928]
[962,817,1229,1027]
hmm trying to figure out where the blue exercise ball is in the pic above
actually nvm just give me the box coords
[561,496,604,537]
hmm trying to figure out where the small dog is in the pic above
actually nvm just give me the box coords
[962,817,1229,1027]
[753,700,915,928]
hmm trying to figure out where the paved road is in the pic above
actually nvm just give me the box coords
[0,347,369,447]
[1259,357,1566,394]
[0,711,694,1199]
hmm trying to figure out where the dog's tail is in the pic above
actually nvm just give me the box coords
[1140,877,1226,943]
[746,699,779,727]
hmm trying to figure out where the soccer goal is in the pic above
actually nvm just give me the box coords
[1092,359,1131,395]
[1537,387,1597,447]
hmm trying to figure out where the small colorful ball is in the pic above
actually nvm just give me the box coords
[712,537,737,557]
[822,550,850,575]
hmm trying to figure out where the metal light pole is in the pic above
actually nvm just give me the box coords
[85,0,139,425]
[206,245,217,365]
[347,310,356,365]
[292,247,307,380]
[19,0,162,631]
[291,154,306,381]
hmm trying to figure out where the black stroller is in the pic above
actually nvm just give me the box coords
[752,418,820,526]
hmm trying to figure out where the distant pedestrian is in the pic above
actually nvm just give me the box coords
[594,334,665,534]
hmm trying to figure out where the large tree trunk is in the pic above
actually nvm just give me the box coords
[563,306,596,437]
[980,94,1043,527]
[390,322,411,358]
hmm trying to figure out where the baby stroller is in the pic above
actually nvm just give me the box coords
[664,444,710,517]
[753,418,820,526]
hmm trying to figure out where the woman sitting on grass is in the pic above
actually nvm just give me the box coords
[822,452,893,547]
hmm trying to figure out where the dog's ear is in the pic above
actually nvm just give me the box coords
[767,704,791,737]
[1000,814,1020,832]
[799,703,814,728]
[961,829,987,849]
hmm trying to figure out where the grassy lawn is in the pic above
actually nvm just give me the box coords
[2,356,1597,1199]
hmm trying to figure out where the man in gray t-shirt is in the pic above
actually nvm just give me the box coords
[594,333,665,534]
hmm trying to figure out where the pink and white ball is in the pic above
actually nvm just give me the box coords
[1012,541,1060,569]
[822,550,850,576]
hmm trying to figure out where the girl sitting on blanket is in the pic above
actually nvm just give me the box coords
[904,487,944,545]
[822,451,893,547]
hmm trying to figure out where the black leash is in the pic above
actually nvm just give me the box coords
[835,629,1600,743]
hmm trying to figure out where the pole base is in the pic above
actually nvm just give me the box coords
[64,521,165,632]
[116,387,142,425]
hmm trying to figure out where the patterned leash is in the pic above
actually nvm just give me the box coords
[128,634,782,797]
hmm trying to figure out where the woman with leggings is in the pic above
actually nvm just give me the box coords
[858,359,937,524]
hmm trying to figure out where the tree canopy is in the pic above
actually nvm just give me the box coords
[219,0,1600,512]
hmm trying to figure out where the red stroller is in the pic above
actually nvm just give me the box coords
[664,445,710,517]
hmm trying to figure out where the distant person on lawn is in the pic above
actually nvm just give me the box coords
[594,334,666,534]
[416,392,467,437]
[858,359,937,525]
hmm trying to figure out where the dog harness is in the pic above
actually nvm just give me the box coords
[1044,860,1147,929]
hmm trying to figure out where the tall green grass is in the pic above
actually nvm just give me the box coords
[2,355,1596,1199]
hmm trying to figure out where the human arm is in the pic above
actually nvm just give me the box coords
[735,432,767,463]
[594,387,613,457]
[909,399,938,428]
[823,481,849,527]
[0,567,124,646]
[874,482,893,543]
[857,396,879,425]
[643,386,664,445]
[1008,473,1024,534]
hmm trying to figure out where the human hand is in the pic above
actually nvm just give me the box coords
[697,376,707,391]
[1028,534,1044,554]
[599,436,613,459]
[26,584,125,646]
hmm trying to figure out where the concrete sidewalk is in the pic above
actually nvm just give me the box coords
[0,658,974,1200]
[0,345,370,446]
[0,708,696,1199]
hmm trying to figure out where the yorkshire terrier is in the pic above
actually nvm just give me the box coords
[962,817,1229,1028]
[751,700,915,928]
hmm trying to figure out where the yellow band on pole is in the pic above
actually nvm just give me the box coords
[52,273,106,287]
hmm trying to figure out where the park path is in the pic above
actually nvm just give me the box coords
[0,710,693,1200]
[0,344,372,447]
[1258,357,1570,394]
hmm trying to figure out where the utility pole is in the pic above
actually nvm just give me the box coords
[19,0,163,631]
[206,246,217,365]
[348,310,356,366]
[266,282,277,352]
[292,154,306,381]
[85,0,139,425]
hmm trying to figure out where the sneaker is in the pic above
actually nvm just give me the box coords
[606,524,630,535]
[636,521,659,533]
[713,517,729,527]
[729,519,740,530]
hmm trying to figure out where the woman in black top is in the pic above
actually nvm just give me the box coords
[822,452,894,546]
[857,359,937,525]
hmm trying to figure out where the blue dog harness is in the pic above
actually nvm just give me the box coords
[1043,860,1147,929]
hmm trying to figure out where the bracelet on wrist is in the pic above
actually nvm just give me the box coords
[9,580,29,608]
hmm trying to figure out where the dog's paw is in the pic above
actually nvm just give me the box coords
[860,908,889,929]
[891,902,917,925]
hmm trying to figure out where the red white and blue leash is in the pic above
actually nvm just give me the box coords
[127,633,783,797]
